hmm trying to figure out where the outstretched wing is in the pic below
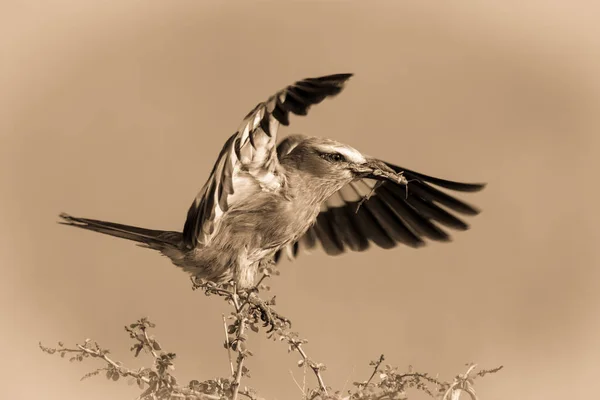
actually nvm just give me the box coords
[274,162,485,263]
[183,73,354,248]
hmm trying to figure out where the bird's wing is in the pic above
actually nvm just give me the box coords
[183,73,354,248]
[274,162,485,263]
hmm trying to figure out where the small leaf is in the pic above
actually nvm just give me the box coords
[152,340,161,351]
[106,370,112,380]
[297,359,304,367]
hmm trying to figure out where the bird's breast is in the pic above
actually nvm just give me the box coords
[179,191,320,288]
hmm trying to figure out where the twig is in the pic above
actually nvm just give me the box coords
[341,364,355,395]
[222,314,235,377]
[365,354,385,387]
[141,326,158,359]
[40,326,228,400]
[441,363,489,400]
[290,340,327,395]
[190,276,236,299]
[302,360,307,400]
[39,341,156,389]
[289,370,306,396]
[231,292,248,400]
[78,344,152,384]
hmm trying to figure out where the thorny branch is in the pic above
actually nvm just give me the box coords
[40,262,503,400]
[39,339,152,385]
[39,318,224,400]
[191,262,329,398]
[230,290,248,400]
[189,262,290,400]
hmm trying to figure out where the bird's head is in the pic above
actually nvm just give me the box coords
[282,137,406,201]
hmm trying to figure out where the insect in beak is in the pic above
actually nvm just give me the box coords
[352,159,415,213]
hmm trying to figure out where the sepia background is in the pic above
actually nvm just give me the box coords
[2,1,599,399]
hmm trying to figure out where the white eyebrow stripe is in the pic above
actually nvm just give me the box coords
[334,146,366,164]
[315,144,366,163]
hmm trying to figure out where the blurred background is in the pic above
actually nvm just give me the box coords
[2,1,599,399]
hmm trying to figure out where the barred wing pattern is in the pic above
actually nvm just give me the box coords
[274,163,485,262]
[183,74,354,248]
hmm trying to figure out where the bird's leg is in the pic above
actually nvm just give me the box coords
[233,269,290,332]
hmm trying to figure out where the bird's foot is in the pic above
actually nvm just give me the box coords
[243,293,291,333]
[190,276,290,332]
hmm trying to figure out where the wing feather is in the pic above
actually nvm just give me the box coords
[274,161,485,263]
[183,74,353,248]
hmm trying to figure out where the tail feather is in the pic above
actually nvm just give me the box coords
[58,213,181,249]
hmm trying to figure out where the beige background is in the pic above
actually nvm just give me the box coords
[2,1,599,399]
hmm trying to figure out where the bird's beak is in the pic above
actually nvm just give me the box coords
[351,158,408,185]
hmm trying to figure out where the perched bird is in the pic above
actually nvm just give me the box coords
[60,73,485,291]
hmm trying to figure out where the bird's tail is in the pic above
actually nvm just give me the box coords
[58,213,181,250]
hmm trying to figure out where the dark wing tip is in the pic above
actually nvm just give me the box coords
[58,212,79,225]
[266,73,354,131]
[57,213,96,230]
[427,179,486,193]
[458,181,487,192]
[307,73,354,82]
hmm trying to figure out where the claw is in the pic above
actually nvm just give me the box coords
[246,294,291,333]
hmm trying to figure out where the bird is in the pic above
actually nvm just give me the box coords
[59,73,485,292]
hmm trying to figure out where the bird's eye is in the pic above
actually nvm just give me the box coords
[321,153,346,163]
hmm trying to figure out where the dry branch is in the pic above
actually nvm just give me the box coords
[40,266,502,400]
